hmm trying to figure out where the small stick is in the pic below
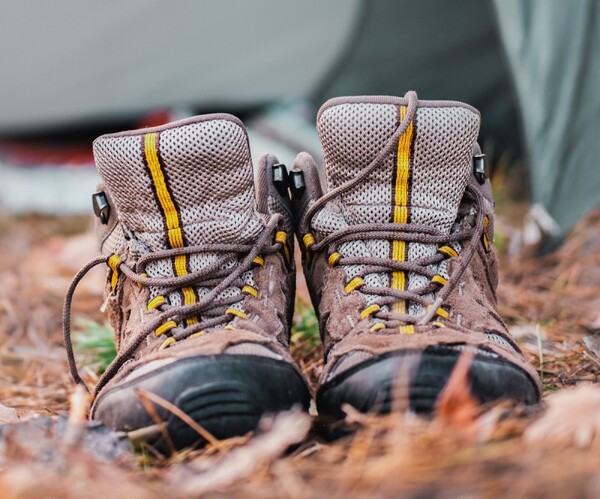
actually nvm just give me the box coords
[62,384,91,450]
[136,388,220,448]
[136,389,176,454]
[536,323,544,383]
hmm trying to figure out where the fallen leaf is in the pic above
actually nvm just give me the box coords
[583,335,600,358]
[525,385,600,448]
[435,350,479,431]
[0,404,19,425]
[171,410,311,495]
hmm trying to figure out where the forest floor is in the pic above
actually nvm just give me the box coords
[2,181,600,498]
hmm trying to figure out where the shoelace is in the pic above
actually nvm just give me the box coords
[302,90,486,331]
[63,214,285,395]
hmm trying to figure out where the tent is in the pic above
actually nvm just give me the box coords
[0,0,598,245]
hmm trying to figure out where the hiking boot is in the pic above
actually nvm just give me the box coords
[63,114,310,449]
[292,92,541,418]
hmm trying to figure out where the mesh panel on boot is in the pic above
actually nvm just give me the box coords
[406,107,479,313]
[314,100,480,315]
[313,103,399,300]
[93,115,267,317]
[100,223,126,256]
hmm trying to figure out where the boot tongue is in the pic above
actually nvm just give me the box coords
[316,100,480,236]
[93,114,264,252]
[314,99,480,313]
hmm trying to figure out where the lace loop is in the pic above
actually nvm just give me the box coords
[303,90,419,230]
[63,255,111,393]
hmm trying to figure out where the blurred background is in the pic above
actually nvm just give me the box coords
[0,0,598,247]
[2,4,600,492]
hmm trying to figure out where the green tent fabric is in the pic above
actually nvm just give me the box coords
[494,0,600,240]
[316,0,600,241]
[312,0,524,163]
[1,0,598,238]
[0,0,359,132]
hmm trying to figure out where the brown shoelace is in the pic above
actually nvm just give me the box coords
[63,214,285,395]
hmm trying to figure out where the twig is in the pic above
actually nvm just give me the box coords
[582,350,600,368]
[136,388,220,448]
[536,323,544,383]
[135,389,176,454]
[61,385,91,450]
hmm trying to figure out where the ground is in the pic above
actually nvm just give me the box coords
[1,184,600,498]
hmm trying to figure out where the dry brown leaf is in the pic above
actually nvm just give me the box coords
[434,350,479,431]
[584,311,600,332]
[171,410,311,495]
[61,385,92,450]
[583,335,600,359]
[0,403,19,424]
[525,385,600,448]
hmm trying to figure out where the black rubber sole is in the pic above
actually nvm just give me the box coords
[317,346,541,419]
[92,354,310,451]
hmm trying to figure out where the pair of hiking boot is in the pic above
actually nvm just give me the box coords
[63,91,541,450]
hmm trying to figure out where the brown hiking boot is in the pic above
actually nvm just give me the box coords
[292,92,541,418]
[63,114,310,449]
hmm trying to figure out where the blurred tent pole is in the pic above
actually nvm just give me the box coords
[493,0,600,245]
